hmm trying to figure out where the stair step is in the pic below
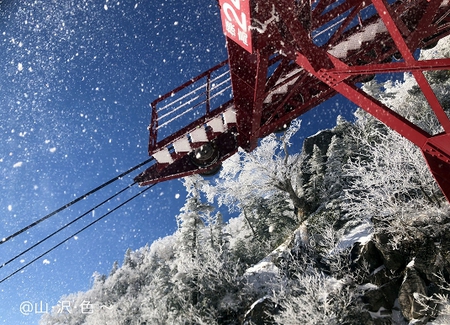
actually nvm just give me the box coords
[152,147,174,164]
[152,106,236,163]
[208,115,226,133]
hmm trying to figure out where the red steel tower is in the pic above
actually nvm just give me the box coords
[135,0,450,203]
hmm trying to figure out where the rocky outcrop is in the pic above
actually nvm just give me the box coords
[398,266,428,322]
[302,129,335,157]
[350,213,450,324]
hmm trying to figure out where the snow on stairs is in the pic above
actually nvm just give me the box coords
[264,67,303,104]
[328,20,388,59]
[151,105,237,165]
[262,21,387,106]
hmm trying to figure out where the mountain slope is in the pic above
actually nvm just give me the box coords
[40,38,450,325]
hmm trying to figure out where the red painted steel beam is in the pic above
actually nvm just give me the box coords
[274,1,334,71]
[265,57,292,91]
[329,58,450,75]
[227,39,269,151]
[296,51,431,147]
[326,2,365,46]
[311,0,371,31]
[422,133,450,202]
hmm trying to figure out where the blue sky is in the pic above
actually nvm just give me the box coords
[0,0,357,324]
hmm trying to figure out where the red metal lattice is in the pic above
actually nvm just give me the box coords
[135,0,450,202]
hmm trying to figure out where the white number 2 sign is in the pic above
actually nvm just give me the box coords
[219,0,253,53]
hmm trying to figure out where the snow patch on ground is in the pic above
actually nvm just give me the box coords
[337,221,373,250]
[369,307,391,319]
[372,265,385,275]
[245,231,295,289]
[407,257,415,268]
[246,261,278,275]
[244,296,270,319]
[358,282,378,291]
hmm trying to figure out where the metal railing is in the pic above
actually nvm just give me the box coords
[148,60,232,151]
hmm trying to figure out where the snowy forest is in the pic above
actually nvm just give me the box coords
[39,39,450,325]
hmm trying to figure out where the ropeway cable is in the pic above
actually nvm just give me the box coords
[0,181,136,270]
[0,184,154,285]
[0,157,153,245]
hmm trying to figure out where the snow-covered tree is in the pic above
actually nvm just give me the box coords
[272,271,358,325]
[322,135,345,200]
[344,86,446,223]
[305,144,325,207]
[109,260,119,277]
[204,119,305,216]
[198,120,306,254]
[270,240,365,325]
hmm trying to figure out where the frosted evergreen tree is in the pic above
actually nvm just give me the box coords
[333,115,358,163]
[343,120,445,224]
[323,135,345,201]
[109,260,119,276]
[173,177,210,310]
[305,144,325,208]
[167,175,244,323]
[123,248,136,268]
[203,119,305,215]
[343,44,450,226]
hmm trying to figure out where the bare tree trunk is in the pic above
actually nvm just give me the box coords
[275,179,309,222]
